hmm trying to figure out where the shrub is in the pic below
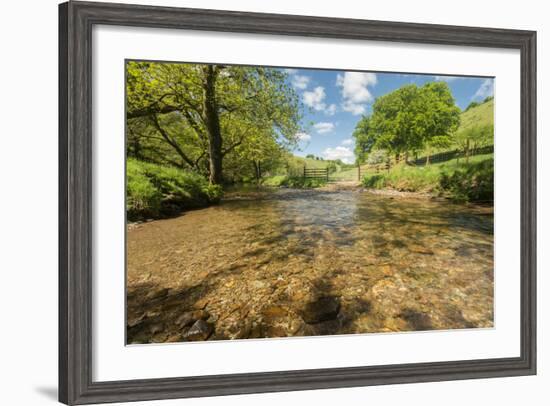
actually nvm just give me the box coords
[361,158,494,203]
[362,174,387,189]
[126,162,162,219]
[202,184,223,203]
[280,176,327,188]
[362,165,439,192]
[127,159,223,220]
[439,159,493,203]
[262,175,288,187]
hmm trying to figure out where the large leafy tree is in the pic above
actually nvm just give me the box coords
[353,82,460,163]
[126,62,301,184]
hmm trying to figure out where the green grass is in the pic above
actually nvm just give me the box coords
[262,175,327,188]
[285,155,352,172]
[262,175,288,187]
[298,157,331,169]
[127,159,223,221]
[362,154,494,203]
[439,159,493,203]
[330,167,359,181]
[458,98,494,133]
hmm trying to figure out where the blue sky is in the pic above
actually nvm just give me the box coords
[278,68,494,163]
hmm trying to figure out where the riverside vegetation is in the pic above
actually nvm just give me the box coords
[125,62,494,343]
[357,98,494,203]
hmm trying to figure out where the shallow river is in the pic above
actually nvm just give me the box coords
[127,187,494,344]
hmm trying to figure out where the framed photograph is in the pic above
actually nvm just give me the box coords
[59,1,536,404]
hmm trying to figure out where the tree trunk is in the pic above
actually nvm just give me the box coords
[258,161,262,183]
[202,65,223,185]
[252,160,262,185]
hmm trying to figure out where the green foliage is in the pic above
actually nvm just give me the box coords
[261,174,327,188]
[280,177,327,188]
[127,161,162,218]
[361,155,494,203]
[366,149,389,165]
[203,184,224,202]
[353,116,374,163]
[439,159,494,203]
[353,82,461,160]
[362,164,441,192]
[126,61,301,184]
[127,159,223,220]
[261,175,288,187]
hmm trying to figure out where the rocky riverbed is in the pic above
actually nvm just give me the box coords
[126,187,494,344]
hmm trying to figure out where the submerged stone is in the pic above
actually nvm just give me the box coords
[301,296,341,324]
[176,310,209,327]
[184,320,213,341]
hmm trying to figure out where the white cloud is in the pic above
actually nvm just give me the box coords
[313,122,335,134]
[341,101,367,115]
[291,74,310,90]
[284,68,298,74]
[323,146,354,163]
[341,138,354,146]
[325,104,337,116]
[336,72,377,115]
[472,79,494,100]
[303,86,327,111]
[296,132,311,142]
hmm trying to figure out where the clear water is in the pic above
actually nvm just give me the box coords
[127,187,493,343]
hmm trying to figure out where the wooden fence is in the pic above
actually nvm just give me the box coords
[291,145,493,183]
[412,145,494,166]
[357,145,494,180]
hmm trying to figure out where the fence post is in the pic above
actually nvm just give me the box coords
[326,168,329,182]
[303,165,306,179]
[357,164,361,181]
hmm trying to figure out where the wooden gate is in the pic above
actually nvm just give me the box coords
[303,166,329,181]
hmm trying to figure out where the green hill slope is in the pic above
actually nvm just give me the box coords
[458,98,494,133]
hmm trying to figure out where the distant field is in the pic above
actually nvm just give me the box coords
[330,166,360,181]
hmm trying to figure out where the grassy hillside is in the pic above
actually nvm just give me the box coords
[287,155,350,170]
[295,156,331,169]
[459,98,494,133]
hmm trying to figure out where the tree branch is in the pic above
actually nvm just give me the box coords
[150,115,196,169]
[222,138,244,157]
[127,104,180,119]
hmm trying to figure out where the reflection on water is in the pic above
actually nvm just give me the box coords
[127,188,493,344]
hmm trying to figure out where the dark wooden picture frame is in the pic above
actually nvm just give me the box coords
[59,1,536,404]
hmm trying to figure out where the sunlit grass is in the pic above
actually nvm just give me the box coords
[362,154,494,202]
